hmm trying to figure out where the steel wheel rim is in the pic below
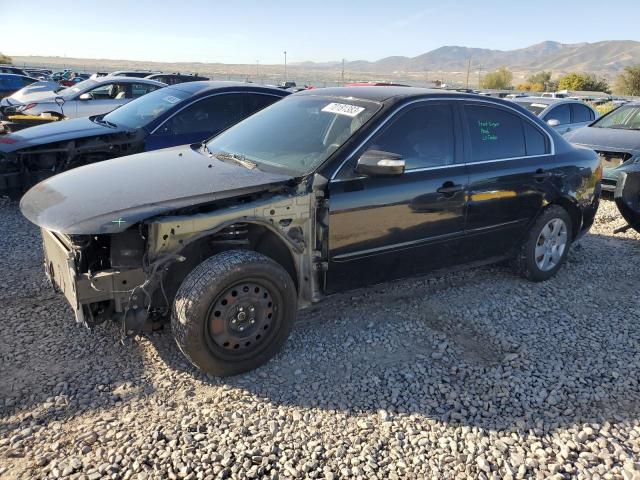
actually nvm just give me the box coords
[205,280,279,356]
[535,218,568,271]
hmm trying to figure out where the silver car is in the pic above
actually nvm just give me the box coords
[510,97,599,134]
[0,77,165,119]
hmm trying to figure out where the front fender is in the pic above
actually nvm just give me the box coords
[614,164,640,234]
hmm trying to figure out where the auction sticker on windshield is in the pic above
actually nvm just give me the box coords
[163,95,182,104]
[322,102,365,117]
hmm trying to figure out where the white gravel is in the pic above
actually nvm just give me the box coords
[1,197,640,480]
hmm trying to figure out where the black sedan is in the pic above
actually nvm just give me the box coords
[0,81,289,198]
[21,87,601,375]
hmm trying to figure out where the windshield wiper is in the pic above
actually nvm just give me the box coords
[213,151,257,170]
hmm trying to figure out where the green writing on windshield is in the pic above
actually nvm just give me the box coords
[478,120,500,141]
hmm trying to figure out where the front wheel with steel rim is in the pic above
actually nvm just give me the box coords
[172,250,297,376]
[514,205,573,282]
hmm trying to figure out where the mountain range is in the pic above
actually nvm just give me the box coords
[297,41,640,76]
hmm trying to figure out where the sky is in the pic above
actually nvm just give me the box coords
[2,0,639,65]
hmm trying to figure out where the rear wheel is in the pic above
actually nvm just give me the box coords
[171,250,297,376]
[514,205,573,282]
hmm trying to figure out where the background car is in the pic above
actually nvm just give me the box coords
[0,74,38,99]
[0,65,28,76]
[0,81,289,197]
[145,73,210,85]
[108,70,160,78]
[565,102,640,197]
[0,77,166,119]
[510,97,599,134]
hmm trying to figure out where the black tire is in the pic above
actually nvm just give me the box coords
[514,205,573,282]
[171,250,297,376]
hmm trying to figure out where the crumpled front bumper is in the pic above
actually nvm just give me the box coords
[41,228,147,327]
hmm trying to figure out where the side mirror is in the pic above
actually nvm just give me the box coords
[547,119,560,127]
[79,93,92,101]
[355,149,405,176]
[54,96,65,107]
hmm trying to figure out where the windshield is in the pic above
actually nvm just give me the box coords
[54,79,97,97]
[102,87,188,129]
[515,101,548,116]
[205,95,380,175]
[592,105,640,130]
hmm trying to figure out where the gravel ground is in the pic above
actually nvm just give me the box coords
[1,198,640,480]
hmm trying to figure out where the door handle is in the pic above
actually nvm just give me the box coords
[534,169,551,181]
[437,182,464,195]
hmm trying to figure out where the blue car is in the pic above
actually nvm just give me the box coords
[0,73,38,99]
[0,81,290,198]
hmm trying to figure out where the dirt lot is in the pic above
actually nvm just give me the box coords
[1,198,639,480]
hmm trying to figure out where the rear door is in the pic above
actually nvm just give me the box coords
[145,93,245,150]
[460,101,553,261]
[326,101,468,292]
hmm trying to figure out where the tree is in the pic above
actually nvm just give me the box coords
[481,66,513,89]
[615,65,640,96]
[557,72,610,93]
[0,52,11,64]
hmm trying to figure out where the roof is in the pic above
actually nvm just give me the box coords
[166,80,288,96]
[296,86,449,102]
[510,97,593,108]
[0,73,32,79]
[92,76,166,87]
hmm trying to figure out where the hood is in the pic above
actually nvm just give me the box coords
[20,145,293,235]
[0,117,119,153]
[564,126,640,155]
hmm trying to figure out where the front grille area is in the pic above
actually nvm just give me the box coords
[596,150,632,170]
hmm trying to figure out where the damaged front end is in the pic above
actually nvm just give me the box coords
[614,165,640,235]
[39,176,329,333]
[41,226,174,330]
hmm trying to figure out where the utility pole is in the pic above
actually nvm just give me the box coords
[424,68,429,86]
[256,60,259,78]
[477,65,483,88]
[465,57,472,89]
[341,58,345,84]
[283,51,287,82]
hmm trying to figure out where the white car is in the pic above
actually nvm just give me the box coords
[0,77,166,119]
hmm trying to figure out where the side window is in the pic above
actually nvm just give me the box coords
[244,94,280,117]
[368,104,455,170]
[129,83,158,99]
[523,122,549,156]
[464,105,526,162]
[87,82,126,100]
[571,103,594,123]
[160,94,244,135]
[546,104,571,125]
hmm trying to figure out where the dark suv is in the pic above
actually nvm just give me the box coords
[21,87,601,376]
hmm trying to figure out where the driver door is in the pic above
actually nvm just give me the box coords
[73,82,127,118]
[326,101,468,292]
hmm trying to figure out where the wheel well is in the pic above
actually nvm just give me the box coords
[549,198,581,239]
[162,222,299,305]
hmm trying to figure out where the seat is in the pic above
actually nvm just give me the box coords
[115,91,126,100]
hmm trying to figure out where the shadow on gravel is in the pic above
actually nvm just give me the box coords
[148,231,640,435]
[0,200,156,438]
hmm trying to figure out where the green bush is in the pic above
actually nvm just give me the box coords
[591,102,616,116]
